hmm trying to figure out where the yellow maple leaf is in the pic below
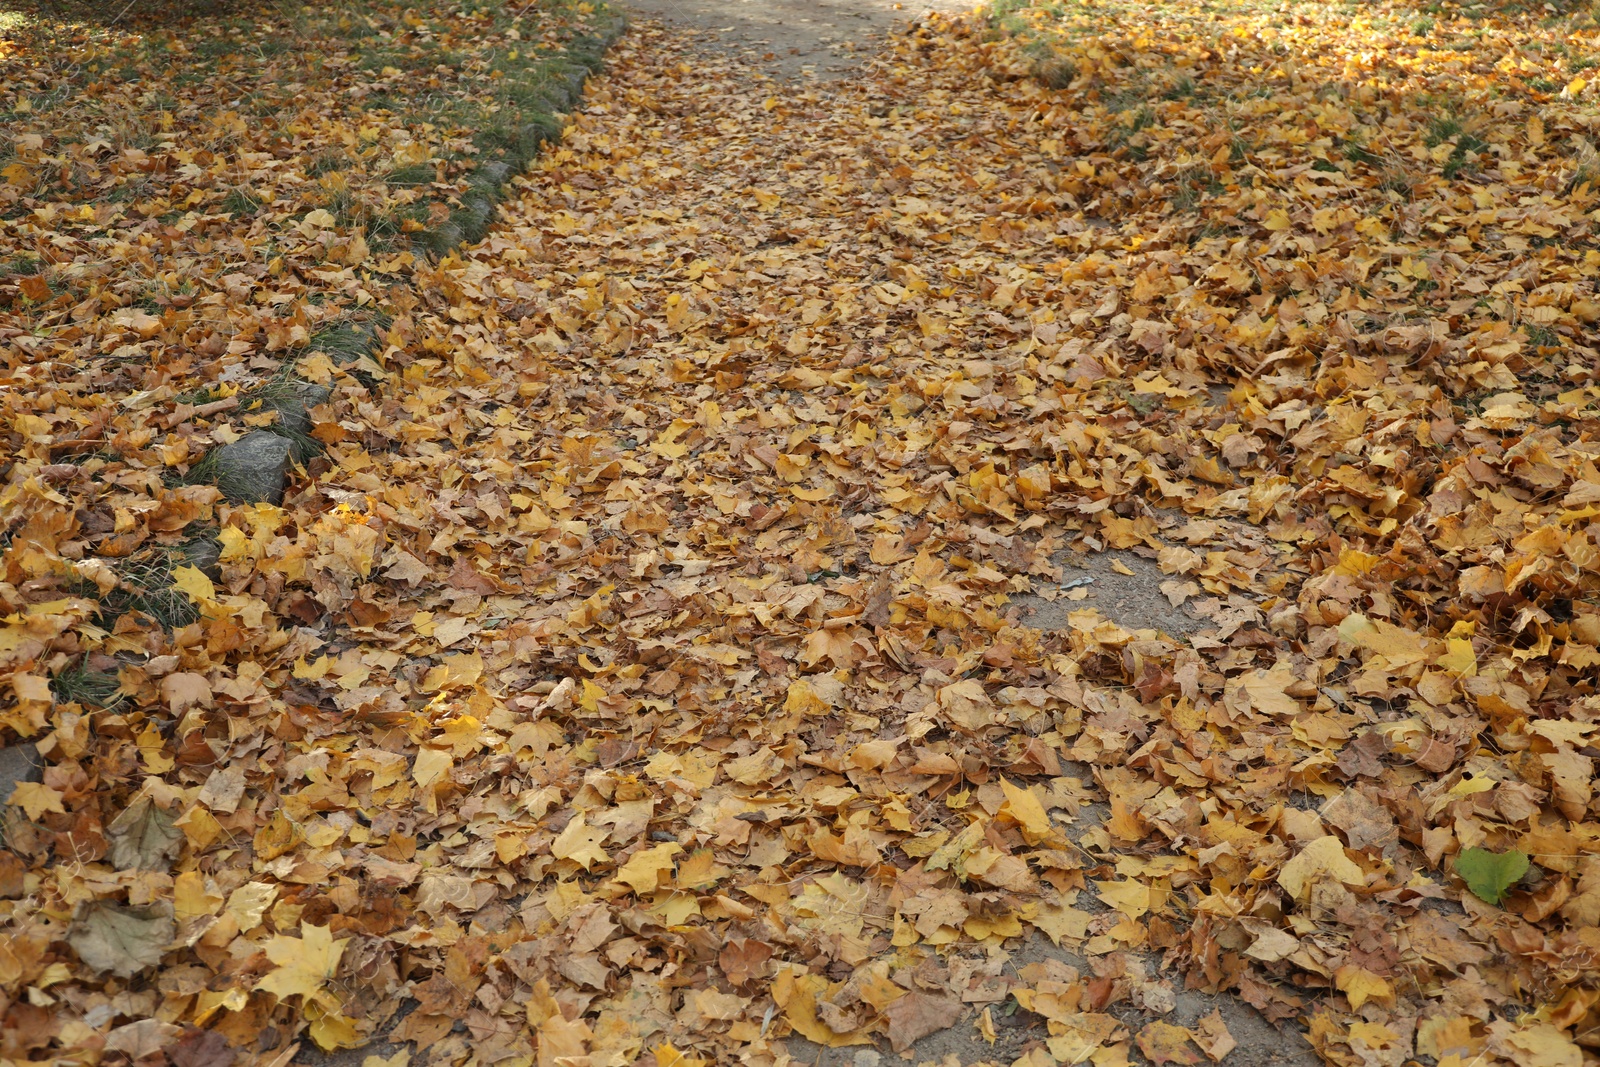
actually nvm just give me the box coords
[1278,836,1365,900]
[1000,778,1060,846]
[1240,665,1300,716]
[307,1003,362,1051]
[773,970,875,1047]
[654,1042,708,1067]
[1030,903,1093,947]
[552,812,609,871]
[1438,637,1476,676]
[1137,1020,1204,1065]
[171,564,215,604]
[9,781,65,820]
[615,842,682,894]
[783,677,836,716]
[227,881,278,930]
[539,1011,591,1060]
[1094,878,1152,919]
[1504,1023,1583,1067]
[173,871,223,921]
[977,1006,998,1045]
[800,627,860,669]
[1337,614,1430,666]
[256,924,348,1005]
[1334,965,1393,1010]
[653,890,701,925]
[437,716,485,756]
[137,722,174,773]
[410,746,453,789]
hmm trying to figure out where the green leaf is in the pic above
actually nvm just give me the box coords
[1454,847,1529,905]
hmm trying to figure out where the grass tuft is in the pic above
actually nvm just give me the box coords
[50,660,124,711]
[88,543,211,631]
[307,313,392,366]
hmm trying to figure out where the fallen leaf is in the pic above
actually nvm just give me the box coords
[1334,964,1394,1010]
[552,813,610,871]
[171,564,216,603]
[105,1019,182,1058]
[719,938,772,987]
[8,781,65,820]
[68,901,175,978]
[1455,848,1530,905]
[107,795,182,871]
[226,882,279,931]
[170,1027,237,1067]
[1136,1021,1206,1065]
[886,992,962,1052]
[256,924,349,1005]
[1278,836,1365,900]
[1191,1009,1236,1062]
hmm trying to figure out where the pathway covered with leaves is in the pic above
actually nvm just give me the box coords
[8,1,1600,1065]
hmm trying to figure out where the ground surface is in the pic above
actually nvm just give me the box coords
[614,0,969,78]
[7,0,1600,1065]
[498,10,1312,1059]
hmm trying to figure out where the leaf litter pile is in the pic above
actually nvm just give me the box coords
[8,0,1600,1063]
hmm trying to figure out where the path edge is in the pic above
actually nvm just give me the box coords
[412,9,630,258]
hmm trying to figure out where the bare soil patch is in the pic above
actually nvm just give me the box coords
[613,0,971,77]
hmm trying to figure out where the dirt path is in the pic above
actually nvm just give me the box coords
[614,0,972,77]
[294,12,1318,1067]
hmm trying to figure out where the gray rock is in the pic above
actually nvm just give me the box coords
[419,221,463,257]
[518,122,554,151]
[477,161,513,186]
[0,743,42,804]
[180,537,222,579]
[212,430,293,504]
[559,66,588,103]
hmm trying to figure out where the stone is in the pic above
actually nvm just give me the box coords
[558,66,589,103]
[477,161,513,186]
[518,122,554,151]
[212,430,293,504]
[180,537,222,579]
[0,743,42,804]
